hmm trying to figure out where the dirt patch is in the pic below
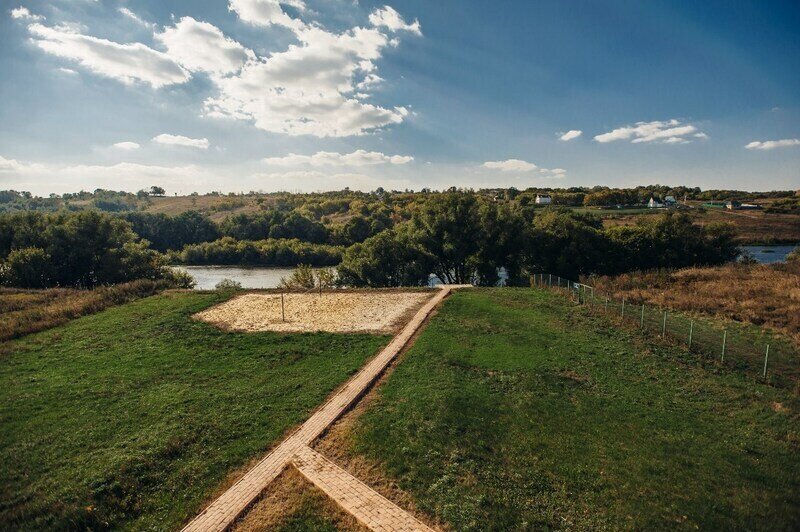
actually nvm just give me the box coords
[194,291,433,334]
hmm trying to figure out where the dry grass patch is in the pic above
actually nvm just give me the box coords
[588,262,800,346]
[232,466,365,532]
[195,291,433,334]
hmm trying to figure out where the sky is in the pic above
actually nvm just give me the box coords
[0,0,799,195]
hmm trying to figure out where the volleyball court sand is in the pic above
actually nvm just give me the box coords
[194,291,434,334]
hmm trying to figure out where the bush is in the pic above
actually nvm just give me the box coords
[279,265,316,289]
[175,238,343,267]
[215,278,242,291]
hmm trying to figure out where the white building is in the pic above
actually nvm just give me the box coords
[648,197,665,208]
[535,194,552,205]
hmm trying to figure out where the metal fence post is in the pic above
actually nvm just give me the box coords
[281,292,286,322]
[763,344,770,378]
[721,330,727,362]
[604,296,608,312]
[688,320,694,349]
[549,273,552,287]
[662,311,667,338]
[621,297,625,319]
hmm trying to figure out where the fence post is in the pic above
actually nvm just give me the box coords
[621,297,625,319]
[762,344,770,378]
[281,292,286,322]
[549,274,552,287]
[590,287,595,307]
[604,296,608,313]
[640,304,645,328]
[721,330,727,362]
[662,311,667,338]
[688,320,694,349]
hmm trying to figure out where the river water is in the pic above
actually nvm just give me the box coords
[174,246,795,289]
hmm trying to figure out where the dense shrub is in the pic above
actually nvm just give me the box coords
[174,237,342,266]
[0,211,167,288]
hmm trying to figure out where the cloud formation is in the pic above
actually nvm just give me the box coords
[482,159,537,172]
[369,6,421,35]
[113,141,140,150]
[205,2,421,136]
[10,6,43,21]
[118,7,155,29]
[27,22,190,88]
[152,134,210,149]
[594,119,703,144]
[228,0,307,30]
[559,129,582,141]
[155,17,253,75]
[21,3,421,138]
[482,159,565,178]
[263,150,413,166]
[745,139,800,150]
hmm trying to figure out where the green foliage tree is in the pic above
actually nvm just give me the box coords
[337,229,432,287]
[1,247,54,288]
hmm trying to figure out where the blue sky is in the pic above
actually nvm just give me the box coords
[1,0,798,195]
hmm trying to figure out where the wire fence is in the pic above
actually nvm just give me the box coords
[532,273,799,389]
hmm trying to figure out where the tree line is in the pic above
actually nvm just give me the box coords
[1,192,741,289]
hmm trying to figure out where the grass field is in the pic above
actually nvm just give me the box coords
[0,291,387,530]
[337,289,799,530]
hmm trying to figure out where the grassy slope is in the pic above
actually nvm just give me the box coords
[349,289,799,530]
[0,291,387,531]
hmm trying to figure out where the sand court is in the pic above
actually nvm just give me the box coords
[194,291,435,334]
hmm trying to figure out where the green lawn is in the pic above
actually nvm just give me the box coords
[0,291,387,531]
[348,289,799,530]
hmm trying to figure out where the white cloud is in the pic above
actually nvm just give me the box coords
[205,21,416,136]
[155,17,253,75]
[745,139,800,150]
[0,155,43,173]
[694,132,709,139]
[482,159,566,178]
[113,141,140,150]
[22,2,420,138]
[228,0,306,30]
[152,134,210,149]
[369,6,421,35]
[594,119,702,144]
[27,23,190,88]
[559,129,582,141]
[251,170,413,192]
[483,159,537,172]
[10,6,43,22]
[263,149,413,166]
[118,7,155,29]
[57,67,78,75]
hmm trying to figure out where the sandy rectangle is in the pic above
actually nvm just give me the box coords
[194,291,434,334]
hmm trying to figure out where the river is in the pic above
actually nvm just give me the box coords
[173,246,795,290]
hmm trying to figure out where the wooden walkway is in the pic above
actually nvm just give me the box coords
[182,286,462,532]
[293,446,434,532]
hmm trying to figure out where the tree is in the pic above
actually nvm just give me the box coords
[1,247,53,288]
[149,186,166,197]
[407,193,483,284]
[525,208,618,279]
[337,229,432,287]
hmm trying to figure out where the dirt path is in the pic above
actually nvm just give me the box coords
[181,285,467,532]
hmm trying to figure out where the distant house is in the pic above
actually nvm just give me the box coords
[727,200,762,210]
[648,197,665,208]
[535,194,552,205]
[664,195,678,206]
